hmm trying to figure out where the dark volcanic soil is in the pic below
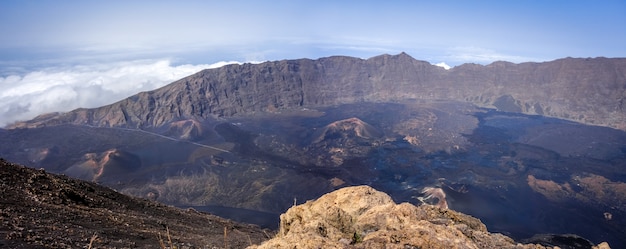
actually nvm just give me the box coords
[0,158,272,248]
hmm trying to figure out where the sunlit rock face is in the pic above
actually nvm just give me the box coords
[249,186,610,249]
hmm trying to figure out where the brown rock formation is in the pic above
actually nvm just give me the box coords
[420,187,449,209]
[310,117,382,144]
[248,185,611,249]
[527,174,626,212]
[62,149,141,182]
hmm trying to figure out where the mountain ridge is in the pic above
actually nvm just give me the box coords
[9,53,626,131]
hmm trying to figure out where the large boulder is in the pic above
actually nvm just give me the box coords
[249,185,610,249]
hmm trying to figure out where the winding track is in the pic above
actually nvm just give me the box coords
[81,124,231,153]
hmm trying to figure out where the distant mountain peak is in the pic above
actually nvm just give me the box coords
[367,51,417,62]
[396,51,413,58]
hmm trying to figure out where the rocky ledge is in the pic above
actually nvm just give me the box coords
[249,186,610,249]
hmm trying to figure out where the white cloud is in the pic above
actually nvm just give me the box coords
[433,62,451,70]
[0,60,243,127]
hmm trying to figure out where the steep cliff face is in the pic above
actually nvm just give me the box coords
[9,53,626,130]
[449,57,626,129]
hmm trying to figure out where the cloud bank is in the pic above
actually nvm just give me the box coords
[433,62,451,70]
[0,60,242,127]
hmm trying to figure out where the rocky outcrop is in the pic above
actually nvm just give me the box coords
[300,117,386,166]
[9,53,626,131]
[249,186,610,249]
[163,119,205,140]
[62,149,141,182]
[310,117,382,144]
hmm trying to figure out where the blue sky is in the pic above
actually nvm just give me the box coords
[0,0,625,126]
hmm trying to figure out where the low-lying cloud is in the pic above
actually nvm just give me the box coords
[0,60,243,127]
[433,62,451,70]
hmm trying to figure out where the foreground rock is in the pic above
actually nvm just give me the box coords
[249,186,610,249]
[0,158,271,248]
